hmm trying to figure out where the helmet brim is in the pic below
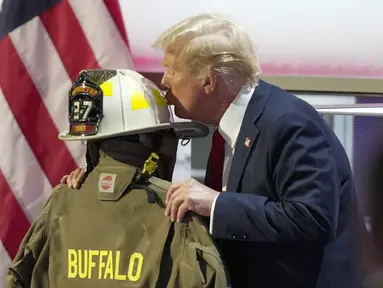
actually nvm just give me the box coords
[58,120,209,141]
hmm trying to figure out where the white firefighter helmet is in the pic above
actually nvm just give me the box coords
[58,69,209,141]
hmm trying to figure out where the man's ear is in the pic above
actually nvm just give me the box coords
[202,73,217,95]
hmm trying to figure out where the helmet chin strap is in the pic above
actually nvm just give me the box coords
[180,138,190,146]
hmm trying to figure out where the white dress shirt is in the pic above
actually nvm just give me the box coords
[209,84,255,234]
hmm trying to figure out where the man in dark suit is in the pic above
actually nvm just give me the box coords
[61,13,364,288]
[156,14,363,287]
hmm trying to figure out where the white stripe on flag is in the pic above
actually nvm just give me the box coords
[0,240,12,285]
[0,88,51,222]
[9,16,85,167]
[68,0,135,70]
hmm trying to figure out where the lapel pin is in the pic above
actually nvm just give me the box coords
[244,137,251,147]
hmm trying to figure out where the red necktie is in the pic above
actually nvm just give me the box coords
[208,130,225,191]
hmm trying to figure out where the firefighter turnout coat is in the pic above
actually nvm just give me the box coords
[6,152,230,288]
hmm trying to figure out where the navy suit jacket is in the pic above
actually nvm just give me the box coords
[208,80,363,288]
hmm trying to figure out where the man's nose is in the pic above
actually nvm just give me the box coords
[160,74,169,90]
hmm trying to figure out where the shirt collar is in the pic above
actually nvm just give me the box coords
[218,84,255,149]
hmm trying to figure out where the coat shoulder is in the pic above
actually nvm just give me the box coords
[148,176,171,194]
[261,84,325,128]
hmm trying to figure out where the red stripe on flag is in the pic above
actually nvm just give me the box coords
[39,0,100,81]
[0,36,78,187]
[103,0,131,51]
[0,170,30,259]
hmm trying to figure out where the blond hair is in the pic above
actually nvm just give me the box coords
[153,14,261,90]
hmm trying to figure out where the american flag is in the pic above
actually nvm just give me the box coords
[0,0,134,284]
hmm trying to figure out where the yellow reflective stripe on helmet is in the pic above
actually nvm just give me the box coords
[131,91,150,110]
[151,88,167,107]
[100,81,113,96]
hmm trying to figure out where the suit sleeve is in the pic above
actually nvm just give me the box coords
[211,113,340,244]
[6,191,55,287]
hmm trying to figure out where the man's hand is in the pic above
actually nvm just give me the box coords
[60,168,85,189]
[165,178,219,222]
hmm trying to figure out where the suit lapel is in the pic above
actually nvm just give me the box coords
[227,122,259,191]
[226,80,272,192]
